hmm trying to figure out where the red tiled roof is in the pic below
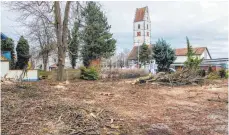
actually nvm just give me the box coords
[175,47,206,56]
[49,64,57,68]
[134,7,146,22]
[128,44,153,60]
[128,46,210,60]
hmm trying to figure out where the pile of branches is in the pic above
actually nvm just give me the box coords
[136,68,204,86]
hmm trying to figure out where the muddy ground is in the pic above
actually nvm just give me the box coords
[1,79,228,135]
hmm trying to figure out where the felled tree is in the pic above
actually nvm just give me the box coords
[139,43,150,67]
[1,38,16,69]
[69,22,80,69]
[81,2,116,67]
[184,37,203,70]
[15,36,30,69]
[152,39,176,72]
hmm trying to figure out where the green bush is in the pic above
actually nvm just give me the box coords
[80,66,99,80]
[207,72,220,80]
[218,69,226,78]
[197,69,206,77]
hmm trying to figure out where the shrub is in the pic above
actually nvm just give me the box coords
[218,69,226,78]
[197,69,206,77]
[80,66,99,80]
[207,72,220,80]
[207,66,213,74]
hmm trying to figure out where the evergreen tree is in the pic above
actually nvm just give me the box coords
[15,36,30,69]
[139,43,150,66]
[1,38,16,69]
[69,22,80,69]
[184,37,203,70]
[81,2,116,67]
[152,39,176,72]
[186,36,194,58]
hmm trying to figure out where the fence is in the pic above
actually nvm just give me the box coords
[51,69,81,80]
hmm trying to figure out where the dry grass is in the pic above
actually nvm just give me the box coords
[1,79,228,135]
[100,68,148,80]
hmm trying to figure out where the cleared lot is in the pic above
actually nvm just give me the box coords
[1,79,228,135]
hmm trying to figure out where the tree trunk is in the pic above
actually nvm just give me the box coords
[57,47,66,81]
[54,1,71,81]
[43,52,49,71]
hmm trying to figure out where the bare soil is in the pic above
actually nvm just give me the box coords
[1,79,228,135]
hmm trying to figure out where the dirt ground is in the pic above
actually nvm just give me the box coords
[1,79,228,135]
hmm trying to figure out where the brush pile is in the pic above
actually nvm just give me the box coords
[136,69,204,85]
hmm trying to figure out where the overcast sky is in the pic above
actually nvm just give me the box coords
[1,1,228,58]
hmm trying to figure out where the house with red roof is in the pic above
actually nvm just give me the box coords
[172,47,212,70]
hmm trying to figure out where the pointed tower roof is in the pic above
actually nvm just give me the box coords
[134,6,147,22]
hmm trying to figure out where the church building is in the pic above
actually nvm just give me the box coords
[128,6,153,68]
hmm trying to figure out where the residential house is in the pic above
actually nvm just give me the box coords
[171,47,212,70]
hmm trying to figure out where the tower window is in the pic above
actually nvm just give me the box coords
[147,32,149,36]
[137,32,141,36]
[147,24,148,29]
[138,24,140,29]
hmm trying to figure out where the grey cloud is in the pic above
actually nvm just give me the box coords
[1,1,228,58]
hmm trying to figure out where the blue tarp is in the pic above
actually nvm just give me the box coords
[1,51,11,60]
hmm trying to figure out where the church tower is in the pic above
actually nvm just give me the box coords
[133,6,151,46]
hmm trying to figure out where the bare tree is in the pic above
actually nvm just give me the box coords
[26,18,56,71]
[3,2,55,71]
[117,52,125,68]
[4,1,78,80]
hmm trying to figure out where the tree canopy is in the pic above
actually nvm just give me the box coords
[69,22,80,69]
[152,39,176,72]
[139,43,150,66]
[184,36,203,70]
[81,2,116,67]
[15,36,30,69]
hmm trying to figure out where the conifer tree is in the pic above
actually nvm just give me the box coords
[81,2,116,67]
[186,36,194,58]
[69,22,80,69]
[184,37,203,70]
[15,36,30,69]
[152,39,176,72]
[139,43,150,67]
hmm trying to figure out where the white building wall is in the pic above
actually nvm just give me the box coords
[174,52,209,64]
[201,49,211,59]
[6,70,38,81]
[1,61,9,77]
[174,56,188,63]
[34,50,82,70]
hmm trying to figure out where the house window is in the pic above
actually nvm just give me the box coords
[138,24,140,29]
[137,32,141,36]
[147,32,149,36]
